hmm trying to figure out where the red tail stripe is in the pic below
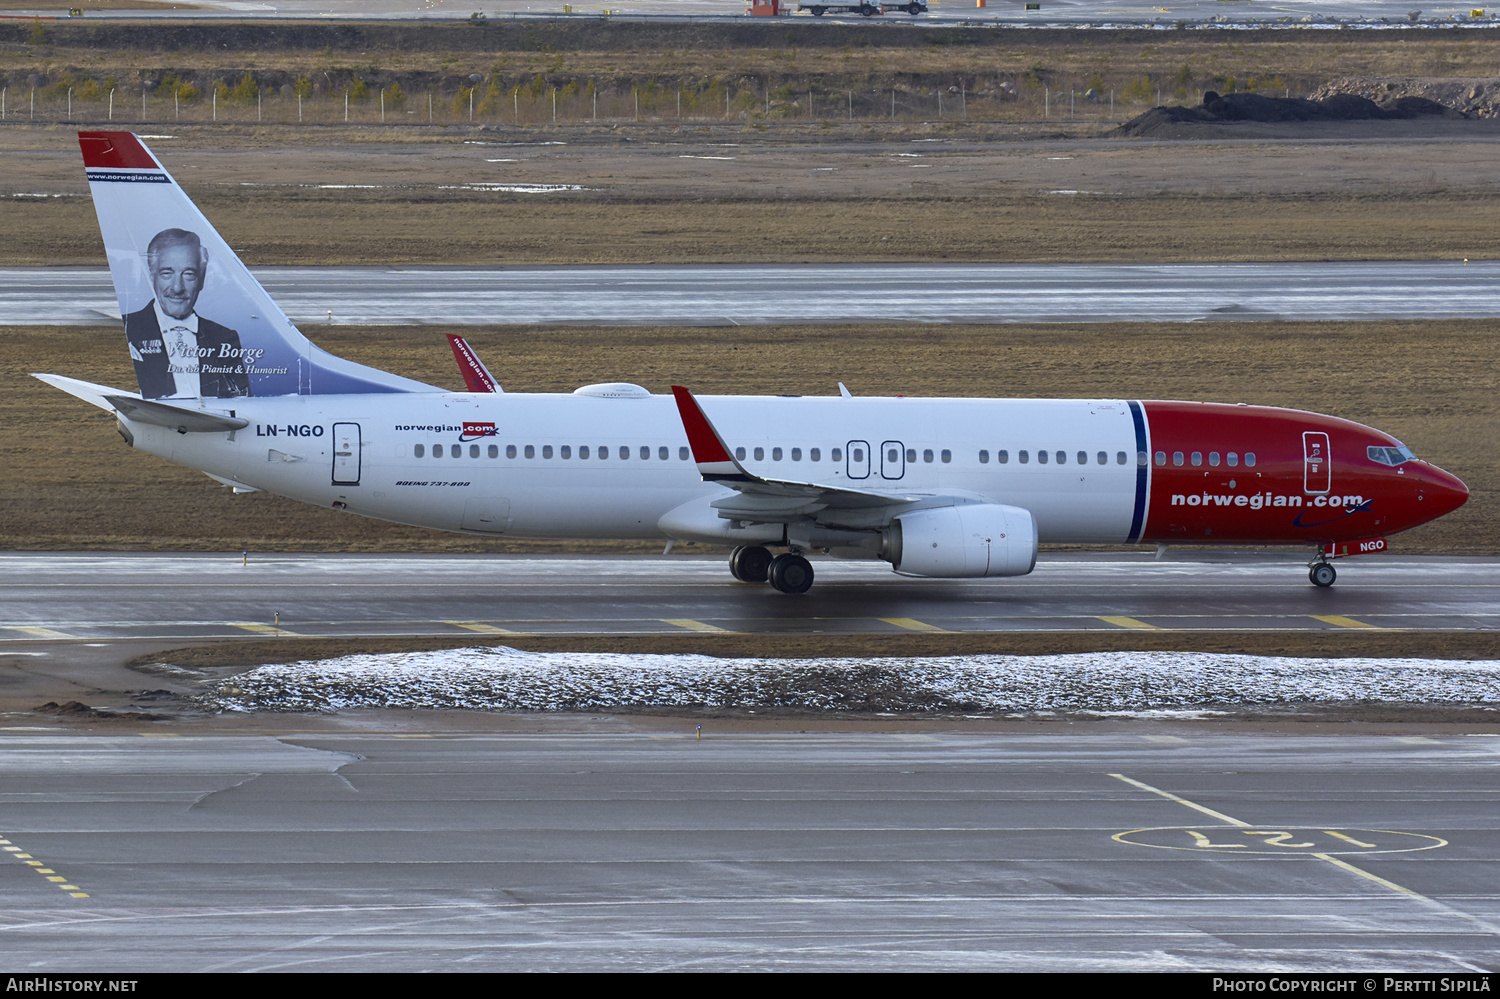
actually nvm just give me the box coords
[78,131,159,170]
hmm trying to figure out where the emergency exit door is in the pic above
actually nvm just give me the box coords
[332,422,362,486]
[881,440,906,479]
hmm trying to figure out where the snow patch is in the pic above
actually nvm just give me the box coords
[195,648,1500,716]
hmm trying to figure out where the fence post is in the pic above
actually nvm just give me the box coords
[299,93,302,122]
[175,90,178,120]
[346,92,349,122]
[2,87,5,121]
[848,90,852,120]
[213,88,216,122]
[380,90,384,123]
[143,88,146,121]
[634,88,638,120]
[891,89,894,120]
[68,87,72,119]
[553,88,557,123]
[677,89,680,118]
[1044,86,1048,119]
[259,89,262,122]
[109,88,113,121]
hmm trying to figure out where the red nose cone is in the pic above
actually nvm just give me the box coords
[1420,463,1469,520]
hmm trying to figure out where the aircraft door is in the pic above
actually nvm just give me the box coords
[332,422,362,485]
[846,440,870,479]
[1303,431,1330,494]
[881,440,906,480]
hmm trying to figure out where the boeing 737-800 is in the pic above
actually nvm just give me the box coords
[35,131,1469,593]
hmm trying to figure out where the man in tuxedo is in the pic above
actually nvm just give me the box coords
[124,228,251,400]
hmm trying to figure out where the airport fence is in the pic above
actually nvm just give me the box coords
[0,79,1220,128]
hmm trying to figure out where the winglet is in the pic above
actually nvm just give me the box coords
[447,335,502,393]
[671,386,751,482]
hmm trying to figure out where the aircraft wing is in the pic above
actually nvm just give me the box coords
[671,385,931,522]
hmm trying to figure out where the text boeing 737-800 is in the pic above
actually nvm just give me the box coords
[35,131,1469,593]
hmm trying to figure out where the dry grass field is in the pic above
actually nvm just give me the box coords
[5,318,1493,554]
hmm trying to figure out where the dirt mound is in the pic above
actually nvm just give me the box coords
[1313,77,1500,119]
[1114,90,1462,137]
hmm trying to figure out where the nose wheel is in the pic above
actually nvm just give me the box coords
[1309,562,1337,588]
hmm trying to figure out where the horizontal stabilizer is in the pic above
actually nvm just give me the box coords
[31,373,129,413]
[104,395,249,434]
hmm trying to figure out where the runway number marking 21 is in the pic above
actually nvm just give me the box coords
[1114,826,1445,855]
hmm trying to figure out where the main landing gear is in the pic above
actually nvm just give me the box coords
[729,545,815,594]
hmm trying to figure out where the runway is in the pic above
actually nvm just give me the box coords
[2,552,1496,642]
[6,261,1500,327]
[0,730,1495,971]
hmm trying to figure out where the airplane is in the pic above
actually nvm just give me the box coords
[35,131,1469,594]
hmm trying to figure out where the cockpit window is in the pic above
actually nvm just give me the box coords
[1368,445,1416,466]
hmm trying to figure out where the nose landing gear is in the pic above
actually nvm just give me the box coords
[1308,560,1337,588]
[728,545,815,593]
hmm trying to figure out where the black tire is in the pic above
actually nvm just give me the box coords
[811,5,826,13]
[1309,563,1337,588]
[769,553,815,594]
[907,3,921,12]
[859,3,875,15]
[730,545,773,583]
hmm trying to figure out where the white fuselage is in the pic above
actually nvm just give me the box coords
[131,391,1146,546]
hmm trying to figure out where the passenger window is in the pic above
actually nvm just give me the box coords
[1209,452,1220,467]
[906,448,917,463]
[489,444,499,459]
[525,445,535,459]
[561,445,572,459]
[1019,450,1029,464]
[679,446,690,460]
[852,447,863,462]
[543,445,554,459]
[979,450,989,464]
[1155,451,1165,466]
[451,445,461,458]
[414,444,425,458]
[470,444,480,458]
[1136,451,1147,467]
[506,444,517,459]
[1245,452,1256,467]
[735,447,746,461]
[1173,452,1184,466]
[1038,450,1049,465]
[1079,451,1088,465]
[433,446,442,458]
[772,447,782,461]
[1097,451,1107,465]
[658,446,667,460]
[1191,452,1202,466]
[599,446,608,459]
[923,449,934,463]
[832,448,842,462]
[619,446,628,459]
[998,450,1009,464]
[810,448,820,461]
[889,447,900,463]
[579,446,589,459]
[1227,452,1238,467]
[941,449,951,463]
[791,448,802,461]
[754,447,764,461]
[1056,451,1066,464]
[641,446,650,460]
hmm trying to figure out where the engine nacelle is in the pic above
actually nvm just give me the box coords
[885,503,1038,578]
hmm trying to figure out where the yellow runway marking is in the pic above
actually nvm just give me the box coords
[446,621,517,635]
[879,617,949,633]
[662,619,734,633]
[1109,773,1251,827]
[1,834,88,899]
[1098,616,1161,630]
[1324,830,1378,849]
[8,626,76,639]
[1311,614,1381,630]
[232,623,302,636]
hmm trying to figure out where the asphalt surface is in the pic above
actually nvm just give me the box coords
[0,729,1495,971]
[7,261,1500,327]
[7,0,1490,25]
[2,552,1496,642]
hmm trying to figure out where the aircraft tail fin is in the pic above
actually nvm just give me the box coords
[78,131,439,400]
[447,335,502,392]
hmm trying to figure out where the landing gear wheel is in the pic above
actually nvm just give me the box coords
[906,2,921,12]
[729,545,773,583]
[1309,562,1337,588]
[859,3,875,14]
[810,5,825,13]
[768,553,815,594]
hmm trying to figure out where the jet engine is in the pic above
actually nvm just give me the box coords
[884,503,1038,578]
